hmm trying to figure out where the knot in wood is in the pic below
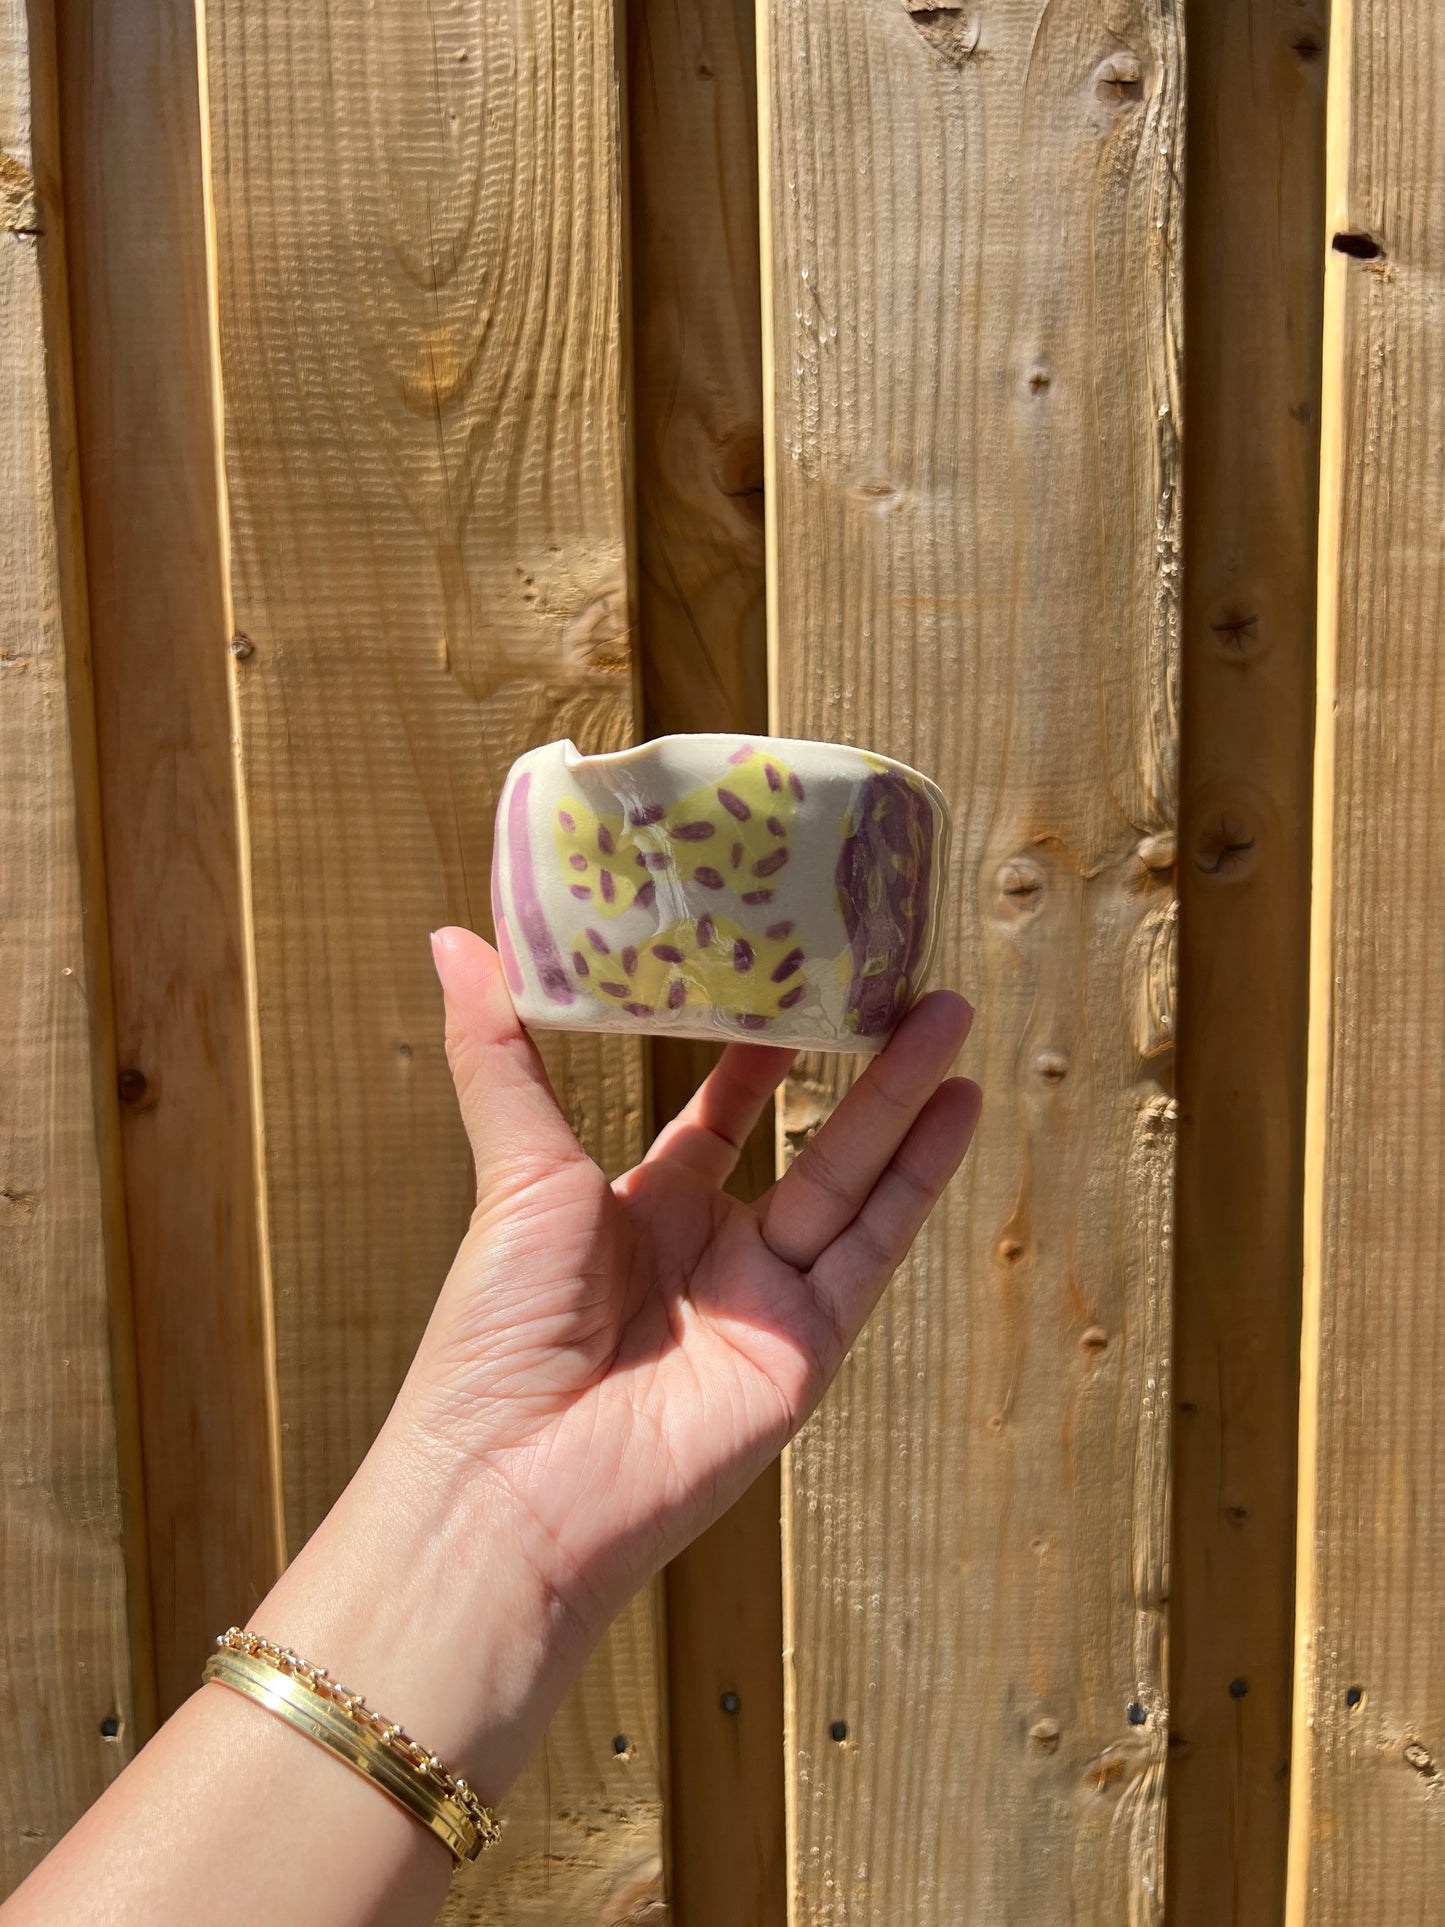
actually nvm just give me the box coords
[714,433,765,526]
[996,859,1045,918]
[117,1067,150,1108]
[1194,811,1256,880]
[848,474,903,509]
[902,2,981,69]
[1135,832,1175,874]
[1208,606,1262,659]
[1094,52,1144,107]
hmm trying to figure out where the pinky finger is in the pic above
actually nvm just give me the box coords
[806,1077,982,1370]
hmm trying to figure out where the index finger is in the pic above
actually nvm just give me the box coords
[759,990,973,1271]
[642,1041,796,1188]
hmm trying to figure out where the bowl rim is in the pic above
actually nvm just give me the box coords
[553,732,951,817]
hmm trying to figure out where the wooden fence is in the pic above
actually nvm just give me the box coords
[3,0,1441,1919]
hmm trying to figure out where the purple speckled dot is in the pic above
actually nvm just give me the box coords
[766,816,786,838]
[624,1001,652,1017]
[572,950,590,977]
[653,944,685,964]
[587,927,610,954]
[622,946,638,975]
[597,823,615,854]
[728,744,756,765]
[599,981,629,998]
[696,915,716,946]
[717,787,750,821]
[777,983,807,1010]
[764,763,782,791]
[731,842,743,870]
[600,869,615,903]
[635,881,657,910]
[766,920,796,940]
[788,773,805,802]
[570,883,592,900]
[771,947,805,983]
[667,978,688,1010]
[733,939,754,972]
[672,820,715,841]
[638,851,671,871]
[753,848,788,877]
[736,1012,770,1030]
[741,889,774,906]
[627,802,666,826]
[569,852,588,871]
[695,867,724,890]
[558,809,575,832]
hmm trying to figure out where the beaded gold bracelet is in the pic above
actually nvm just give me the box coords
[204,1627,500,1864]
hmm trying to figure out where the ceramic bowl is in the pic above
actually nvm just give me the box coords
[490,733,950,1054]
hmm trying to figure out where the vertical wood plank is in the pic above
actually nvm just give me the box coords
[1168,1,1326,1918]
[1290,2,1445,1919]
[196,2,666,1916]
[54,0,280,1719]
[760,0,1183,1917]
[628,1,785,1920]
[0,0,150,1886]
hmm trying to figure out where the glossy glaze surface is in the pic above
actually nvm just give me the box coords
[492,735,950,1052]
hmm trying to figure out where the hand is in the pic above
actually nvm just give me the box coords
[394,926,981,1641]
[0,925,979,1927]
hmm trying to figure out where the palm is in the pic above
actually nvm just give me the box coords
[406,928,979,1628]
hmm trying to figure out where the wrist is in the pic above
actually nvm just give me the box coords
[248,1412,599,1801]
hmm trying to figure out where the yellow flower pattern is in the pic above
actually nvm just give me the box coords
[551,745,809,1022]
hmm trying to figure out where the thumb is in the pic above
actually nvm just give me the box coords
[430,925,586,1197]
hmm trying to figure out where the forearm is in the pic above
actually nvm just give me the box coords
[3,1416,596,1927]
[3,941,976,1925]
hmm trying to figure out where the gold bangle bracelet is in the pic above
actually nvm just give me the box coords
[203,1629,500,1865]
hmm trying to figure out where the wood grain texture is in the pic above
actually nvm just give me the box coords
[628,0,784,1920]
[760,0,1183,1916]
[1289,2,1445,1919]
[54,0,280,1720]
[197,2,665,1916]
[0,0,149,1887]
[1169,1,1326,1918]
[631,0,767,743]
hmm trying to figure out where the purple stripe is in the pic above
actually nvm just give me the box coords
[492,799,526,995]
[490,825,506,932]
[496,918,525,995]
[507,771,574,1004]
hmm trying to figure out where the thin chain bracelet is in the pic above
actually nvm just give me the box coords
[205,1627,501,1863]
